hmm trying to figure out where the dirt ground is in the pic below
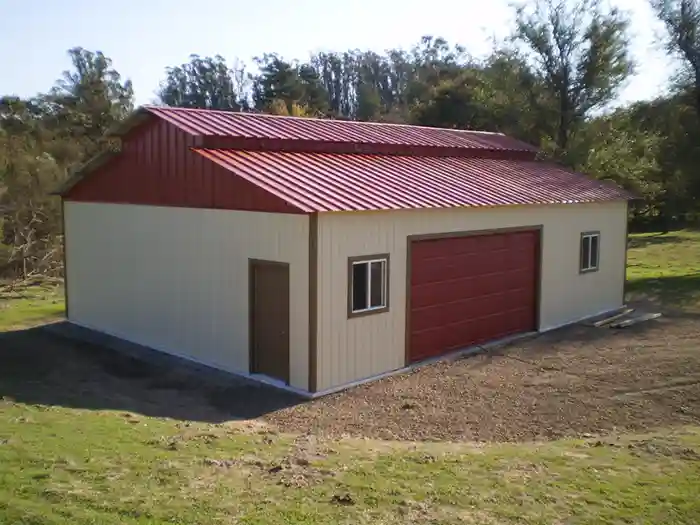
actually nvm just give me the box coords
[265,312,700,441]
[2,311,700,443]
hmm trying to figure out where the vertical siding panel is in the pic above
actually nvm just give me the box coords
[66,203,310,390]
[315,201,627,391]
[174,128,184,206]
[164,122,173,202]
[142,126,153,202]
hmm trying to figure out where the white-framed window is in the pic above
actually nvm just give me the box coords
[348,255,389,317]
[580,232,600,273]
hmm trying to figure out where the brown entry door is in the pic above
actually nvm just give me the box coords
[250,261,290,384]
[409,230,539,363]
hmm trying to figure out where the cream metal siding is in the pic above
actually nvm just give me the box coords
[64,202,310,390]
[316,201,628,391]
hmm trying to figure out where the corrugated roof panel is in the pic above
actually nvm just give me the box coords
[193,149,632,213]
[145,106,538,153]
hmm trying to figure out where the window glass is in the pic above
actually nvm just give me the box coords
[352,262,368,311]
[581,236,590,270]
[580,233,600,272]
[369,260,385,308]
[590,235,599,268]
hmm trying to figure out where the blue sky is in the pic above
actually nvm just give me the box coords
[1,0,674,106]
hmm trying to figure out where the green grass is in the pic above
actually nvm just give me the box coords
[626,229,700,309]
[1,400,699,524]
[0,285,65,330]
[1,231,700,523]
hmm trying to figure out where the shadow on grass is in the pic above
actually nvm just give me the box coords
[626,274,700,309]
[0,326,305,423]
[627,233,689,250]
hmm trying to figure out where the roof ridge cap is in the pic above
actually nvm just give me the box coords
[142,104,508,137]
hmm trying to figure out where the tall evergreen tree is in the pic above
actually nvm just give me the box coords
[158,55,247,111]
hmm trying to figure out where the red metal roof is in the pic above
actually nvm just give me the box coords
[193,149,631,213]
[141,106,538,156]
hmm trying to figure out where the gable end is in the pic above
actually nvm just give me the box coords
[62,116,305,214]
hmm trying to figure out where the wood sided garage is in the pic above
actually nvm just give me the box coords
[58,106,632,396]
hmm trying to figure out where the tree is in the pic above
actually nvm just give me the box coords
[410,50,553,143]
[158,54,248,111]
[252,54,328,116]
[1,48,133,279]
[46,47,134,153]
[512,0,634,153]
[356,82,382,121]
[651,0,700,117]
[410,70,494,131]
[571,113,664,221]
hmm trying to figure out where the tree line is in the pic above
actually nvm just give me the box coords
[1,0,699,279]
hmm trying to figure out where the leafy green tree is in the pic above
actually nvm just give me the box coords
[46,47,133,154]
[356,83,382,121]
[1,48,132,278]
[512,0,634,153]
[158,55,248,111]
[572,114,664,218]
[252,54,328,116]
[651,0,700,117]
[410,70,493,130]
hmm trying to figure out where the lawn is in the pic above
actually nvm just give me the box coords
[626,230,700,310]
[0,230,699,524]
[0,283,64,331]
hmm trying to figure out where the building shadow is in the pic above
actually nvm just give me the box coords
[0,324,305,423]
[626,274,700,309]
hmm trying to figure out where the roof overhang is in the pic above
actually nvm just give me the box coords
[104,106,154,138]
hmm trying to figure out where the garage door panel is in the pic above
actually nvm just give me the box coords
[412,319,478,360]
[411,299,477,332]
[411,277,478,308]
[409,230,539,363]
[410,253,478,285]
[411,250,526,283]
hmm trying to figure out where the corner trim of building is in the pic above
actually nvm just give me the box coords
[61,198,69,320]
[308,213,318,393]
[622,201,630,305]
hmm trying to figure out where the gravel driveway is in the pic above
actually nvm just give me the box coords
[264,313,700,442]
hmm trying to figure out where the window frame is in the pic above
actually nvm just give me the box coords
[579,231,601,274]
[347,253,390,318]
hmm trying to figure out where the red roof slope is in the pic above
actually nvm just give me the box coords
[194,149,631,213]
[140,106,538,157]
[62,107,632,211]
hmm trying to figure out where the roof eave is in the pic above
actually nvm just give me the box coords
[104,106,153,138]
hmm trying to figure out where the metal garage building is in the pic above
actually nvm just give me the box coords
[59,106,631,395]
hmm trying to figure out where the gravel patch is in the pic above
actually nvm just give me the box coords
[263,315,700,442]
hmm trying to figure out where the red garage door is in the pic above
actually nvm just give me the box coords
[409,230,539,363]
